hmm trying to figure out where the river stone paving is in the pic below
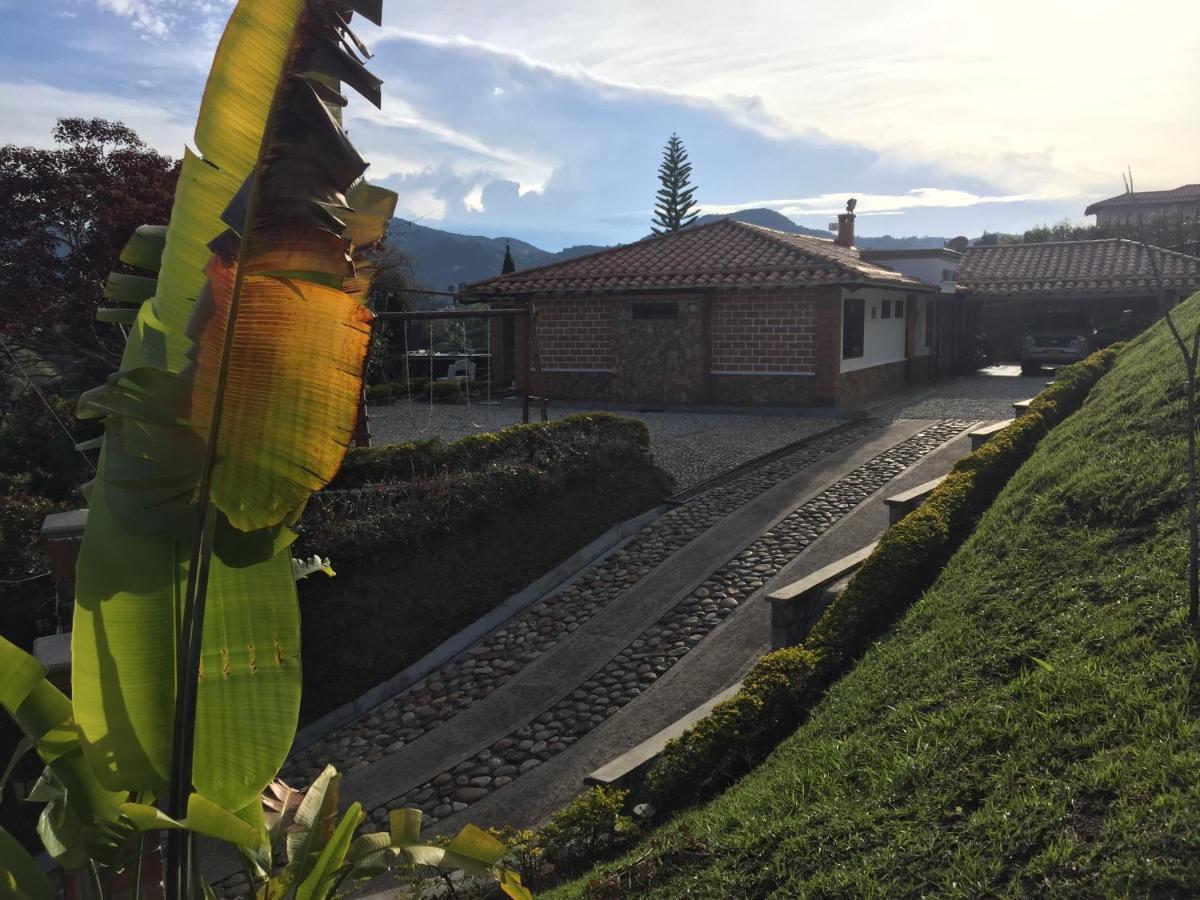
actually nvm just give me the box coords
[367,400,842,489]
[367,420,972,829]
[281,419,879,786]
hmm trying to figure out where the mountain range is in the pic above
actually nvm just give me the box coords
[387,208,947,293]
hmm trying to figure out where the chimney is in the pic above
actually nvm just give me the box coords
[835,197,857,247]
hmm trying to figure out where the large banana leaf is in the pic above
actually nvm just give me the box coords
[71,0,396,820]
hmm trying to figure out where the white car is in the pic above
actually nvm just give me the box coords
[1020,312,1096,375]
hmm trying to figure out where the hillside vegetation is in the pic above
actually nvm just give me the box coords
[553,294,1200,897]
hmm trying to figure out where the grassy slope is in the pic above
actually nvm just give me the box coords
[553,297,1200,898]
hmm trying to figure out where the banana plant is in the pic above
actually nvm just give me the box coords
[0,0,526,896]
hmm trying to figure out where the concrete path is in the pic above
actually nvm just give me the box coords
[418,423,977,835]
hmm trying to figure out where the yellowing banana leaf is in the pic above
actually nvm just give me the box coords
[72,0,397,837]
[186,260,372,532]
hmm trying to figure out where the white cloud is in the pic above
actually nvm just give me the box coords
[88,0,232,39]
[0,81,193,153]
[701,188,1046,219]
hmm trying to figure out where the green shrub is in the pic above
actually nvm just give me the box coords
[430,380,461,404]
[331,413,652,490]
[648,647,821,805]
[645,345,1122,810]
[0,493,65,648]
[539,787,635,876]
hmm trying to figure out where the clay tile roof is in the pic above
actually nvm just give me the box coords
[958,239,1200,297]
[464,218,933,297]
[1084,184,1200,216]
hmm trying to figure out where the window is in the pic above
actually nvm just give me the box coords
[881,299,892,319]
[842,298,865,359]
[895,298,904,319]
[941,268,956,282]
[632,301,677,320]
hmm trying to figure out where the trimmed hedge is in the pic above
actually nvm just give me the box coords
[331,412,651,490]
[645,345,1123,807]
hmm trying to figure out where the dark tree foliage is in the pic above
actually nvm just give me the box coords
[0,118,179,386]
[502,241,516,274]
[979,214,1200,252]
[651,133,699,234]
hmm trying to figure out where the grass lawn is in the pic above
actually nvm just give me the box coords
[549,296,1200,897]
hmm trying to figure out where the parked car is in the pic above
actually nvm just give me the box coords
[1020,312,1096,375]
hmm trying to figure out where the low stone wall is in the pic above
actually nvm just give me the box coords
[837,360,909,406]
[709,374,832,406]
[539,370,614,400]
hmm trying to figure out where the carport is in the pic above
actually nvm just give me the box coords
[958,239,1200,361]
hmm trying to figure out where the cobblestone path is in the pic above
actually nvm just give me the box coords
[365,420,971,828]
[283,419,880,784]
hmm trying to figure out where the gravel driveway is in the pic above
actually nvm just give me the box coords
[875,365,1046,420]
[367,400,840,490]
[366,365,1037,489]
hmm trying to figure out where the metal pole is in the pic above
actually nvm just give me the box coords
[530,302,548,423]
[522,303,531,424]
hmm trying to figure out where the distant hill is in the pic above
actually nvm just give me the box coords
[693,207,832,238]
[389,211,948,291]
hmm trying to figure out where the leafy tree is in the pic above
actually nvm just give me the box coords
[502,241,516,274]
[0,119,178,383]
[651,133,699,234]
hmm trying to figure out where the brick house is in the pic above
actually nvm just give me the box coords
[1085,184,1200,228]
[959,239,1200,359]
[465,212,958,407]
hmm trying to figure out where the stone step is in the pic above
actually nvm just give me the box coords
[767,542,878,649]
[584,682,743,789]
[969,419,1013,451]
[883,476,947,525]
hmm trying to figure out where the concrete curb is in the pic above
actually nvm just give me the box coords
[291,502,673,752]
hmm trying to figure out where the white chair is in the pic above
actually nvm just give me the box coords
[439,357,477,382]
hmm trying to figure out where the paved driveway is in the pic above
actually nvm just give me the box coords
[367,366,1038,490]
[875,365,1045,421]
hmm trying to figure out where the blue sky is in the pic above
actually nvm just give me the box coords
[3,0,1196,250]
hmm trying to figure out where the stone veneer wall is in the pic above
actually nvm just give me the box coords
[836,359,910,406]
[612,295,709,403]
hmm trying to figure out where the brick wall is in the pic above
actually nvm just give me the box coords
[711,292,817,373]
[535,298,614,372]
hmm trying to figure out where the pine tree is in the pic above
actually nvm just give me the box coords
[651,133,699,234]
[501,241,516,274]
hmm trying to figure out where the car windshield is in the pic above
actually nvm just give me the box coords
[1030,314,1089,332]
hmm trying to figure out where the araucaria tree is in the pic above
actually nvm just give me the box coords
[651,133,699,234]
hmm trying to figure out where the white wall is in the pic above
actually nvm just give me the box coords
[870,256,958,293]
[840,287,909,373]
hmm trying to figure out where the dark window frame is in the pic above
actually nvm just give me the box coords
[842,298,865,359]
[631,301,678,320]
[881,299,892,319]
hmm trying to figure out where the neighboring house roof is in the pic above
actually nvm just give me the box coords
[959,239,1200,296]
[464,219,933,297]
[1085,184,1200,216]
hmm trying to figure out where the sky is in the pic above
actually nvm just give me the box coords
[2,0,1196,250]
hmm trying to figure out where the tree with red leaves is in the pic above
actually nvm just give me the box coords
[0,118,179,387]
